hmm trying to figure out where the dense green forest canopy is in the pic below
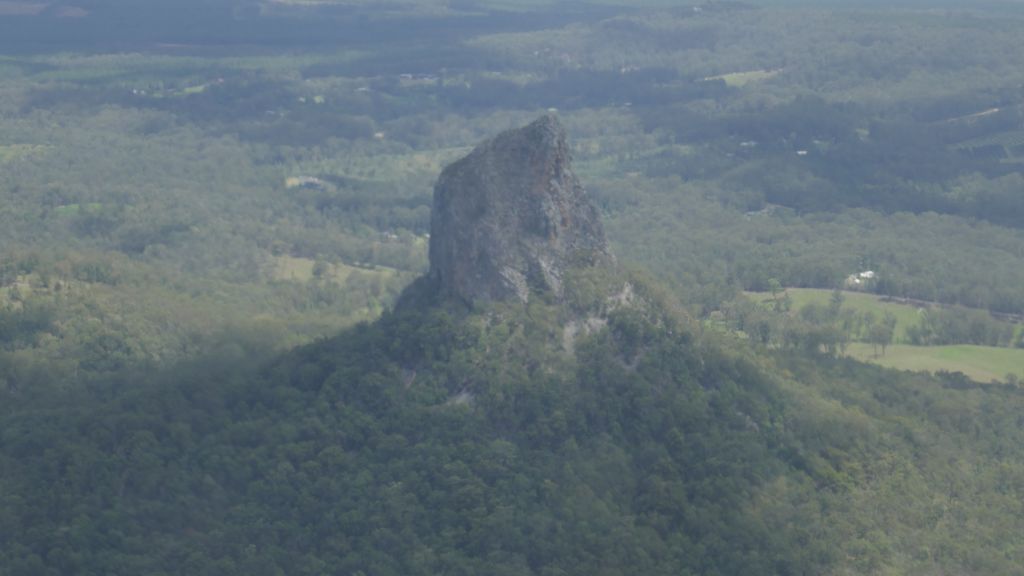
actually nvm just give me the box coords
[4,266,1024,575]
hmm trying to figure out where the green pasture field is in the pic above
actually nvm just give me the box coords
[747,288,928,341]
[846,343,1024,383]
[293,146,472,184]
[705,69,781,87]
[0,144,48,162]
[463,0,682,10]
[270,254,402,284]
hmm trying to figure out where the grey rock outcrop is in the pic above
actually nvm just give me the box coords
[427,114,610,304]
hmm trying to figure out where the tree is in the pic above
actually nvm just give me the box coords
[828,289,845,320]
[867,320,894,357]
[312,258,329,280]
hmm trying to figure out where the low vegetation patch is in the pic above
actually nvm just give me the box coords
[0,144,48,162]
[270,254,401,284]
[705,69,781,87]
[747,288,925,341]
[846,343,1024,383]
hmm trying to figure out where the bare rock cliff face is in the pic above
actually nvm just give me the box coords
[428,114,611,304]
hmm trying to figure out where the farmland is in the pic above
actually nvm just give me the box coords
[704,69,781,87]
[0,144,47,162]
[747,288,1022,382]
[747,288,927,342]
[846,343,1024,382]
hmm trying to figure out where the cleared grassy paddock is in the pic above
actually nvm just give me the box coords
[846,343,1024,382]
[0,144,48,162]
[705,69,781,87]
[747,288,927,341]
[270,255,401,284]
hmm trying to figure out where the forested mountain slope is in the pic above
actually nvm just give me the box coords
[4,265,1024,575]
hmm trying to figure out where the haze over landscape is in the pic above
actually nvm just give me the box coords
[2,0,1024,574]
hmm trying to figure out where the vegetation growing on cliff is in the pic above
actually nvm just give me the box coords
[4,272,1024,575]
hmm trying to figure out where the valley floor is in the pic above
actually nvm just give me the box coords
[745,288,1023,382]
[845,342,1024,383]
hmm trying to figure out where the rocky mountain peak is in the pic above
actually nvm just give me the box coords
[427,114,611,304]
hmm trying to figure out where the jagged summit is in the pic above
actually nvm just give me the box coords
[426,114,611,304]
